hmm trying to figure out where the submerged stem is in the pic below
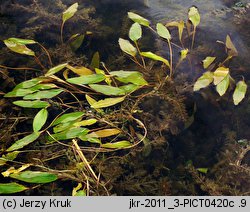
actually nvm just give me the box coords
[134,41,146,68]
[191,27,196,50]
[60,22,65,44]
[37,42,53,67]
[168,40,173,78]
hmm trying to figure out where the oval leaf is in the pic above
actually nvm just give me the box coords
[118,38,137,57]
[216,74,230,96]
[7,132,41,152]
[8,37,36,45]
[90,52,100,69]
[156,23,171,40]
[62,3,78,23]
[101,141,132,149]
[0,183,28,194]
[74,119,97,127]
[13,100,50,108]
[203,56,216,69]
[110,70,148,85]
[33,108,48,132]
[91,96,125,109]
[226,35,238,57]
[140,51,170,67]
[23,89,64,100]
[49,127,89,141]
[213,67,229,85]
[67,74,105,85]
[10,171,57,184]
[194,71,214,91]
[70,34,84,51]
[4,40,35,56]
[233,81,247,105]
[87,129,121,138]
[89,84,125,96]
[52,112,85,126]
[127,12,150,27]
[188,6,200,27]
[129,23,142,41]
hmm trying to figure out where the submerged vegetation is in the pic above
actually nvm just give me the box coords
[0,1,249,195]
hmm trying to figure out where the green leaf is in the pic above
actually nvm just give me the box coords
[216,74,230,96]
[85,94,104,113]
[45,63,68,76]
[101,141,132,149]
[7,132,41,152]
[90,52,100,69]
[0,151,20,166]
[89,84,125,96]
[23,89,64,100]
[118,38,137,57]
[129,23,142,41]
[67,74,105,85]
[0,183,28,194]
[13,78,43,89]
[110,70,148,85]
[73,119,97,127]
[140,51,170,67]
[53,121,76,133]
[70,34,84,51]
[233,81,247,105]
[188,6,200,27]
[226,35,238,57]
[5,88,37,97]
[119,84,139,93]
[91,96,125,108]
[49,127,89,141]
[10,171,57,184]
[13,100,50,108]
[127,12,150,27]
[213,67,229,85]
[62,3,78,23]
[33,108,48,132]
[3,40,35,56]
[194,71,214,91]
[197,168,208,174]
[8,37,36,45]
[52,112,85,126]
[156,23,171,40]
[203,57,216,69]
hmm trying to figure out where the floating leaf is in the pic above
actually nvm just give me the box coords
[0,151,20,166]
[23,89,64,100]
[226,35,238,57]
[87,129,121,138]
[188,6,200,27]
[127,12,150,27]
[49,127,89,141]
[67,64,93,76]
[45,63,68,76]
[194,71,214,91]
[7,38,36,45]
[10,171,57,184]
[118,38,137,57]
[110,70,148,85]
[197,168,208,174]
[13,100,50,108]
[7,132,41,152]
[74,119,97,127]
[70,34,84,51]
[0,183,28,194]
[52,111,85,126]
[129,23,142,41]
[213,67,229,85]
[156,23,171,40]
[33,108,48,132]
[91,96,125,108]
[216,74,230,96]
[89,84,125,96]
[233,81,247,105]
[90,52,100,69]
[3,40,35,56]
[62,3,78,23]
[67,74,105,85]
[140,51,170,67]
[203,56,216,69]
[101,141,132,149]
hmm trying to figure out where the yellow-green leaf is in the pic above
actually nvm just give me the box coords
[233,81,247,105]
[127,12,150,27]
[67,74,105,85]
[197,168,208,174]
[118,38,137,57]
[178,20,185,42]
[7,132,41,152]
[110,70,148,85]
[87,128,121,138]
[0,151,20,166]
[194,71,214,91]
[52,112,85,126]
[140,51,170,67]
[13,78,43,89]
[3,40,35,56]
[101,141,132,149]
[62,3,78,23]
[48,127,89,141]
[13,100,50,108]
[0,183,28,194]
[91,96,125,108]
[203,56,216,69]
[90,52,100,69]
[8,37,36,45]
[156,23,171,40]
[188,6,200,27]
[129,23,142,41]
[216,74,230,96]
[119,84,139,94]
[45,63,68,76]
[66,65,93,76]
[10,171,57,184]
[74,119,97,127]
[70,34,84,51]
[85,94,104,113]
[89,84,125,96]
[23,89,64,100]
[180,49,189,61]
[33,108,48,132]
[226,35,238,57]
[213,67,229,85]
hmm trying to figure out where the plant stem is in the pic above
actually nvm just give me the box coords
[168,40,173,78]
[191,27,196,50]
[60,22,65,44]
[34,55,46,70]
[134,41,146,68]
[37,42,53,66]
